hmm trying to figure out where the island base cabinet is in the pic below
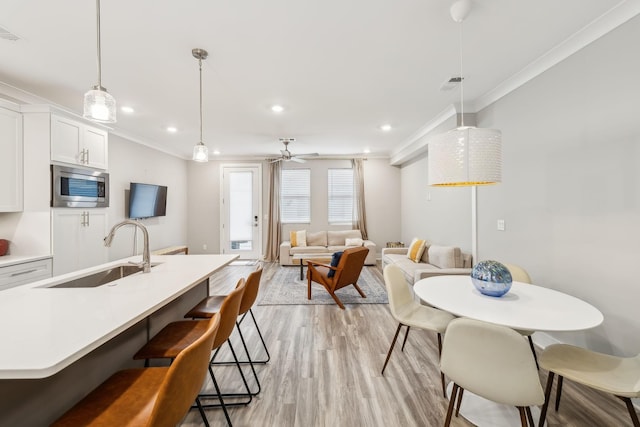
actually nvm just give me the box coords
[52,209,108,276]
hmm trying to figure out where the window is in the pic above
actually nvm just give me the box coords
[281,169,310,223]
[328,168,354,224]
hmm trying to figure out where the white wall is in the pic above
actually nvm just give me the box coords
[187,158,400,258]
[400,153,472,253]
[363,158,401,255]
[106,134,189,260]
[476,15,640,356]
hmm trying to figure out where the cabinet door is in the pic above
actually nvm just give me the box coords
[51,115,82,166]
[83,127,108,169]
[78,210,108,270]
[0,107,23,212]
[52,210,108,275]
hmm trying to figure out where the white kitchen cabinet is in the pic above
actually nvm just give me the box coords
[0,107,23,212]
[0,257,52,291]
[51,115,108,170]
[52,209,108,276]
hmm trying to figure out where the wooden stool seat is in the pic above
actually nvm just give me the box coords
[52,368,167,426]
[134,320,209,361]
[184,295,224,318]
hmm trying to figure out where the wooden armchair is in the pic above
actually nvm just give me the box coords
[306,246,369,309]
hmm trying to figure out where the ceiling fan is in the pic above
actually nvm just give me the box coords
[271,138,319,163]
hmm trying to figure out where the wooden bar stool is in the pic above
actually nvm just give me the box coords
[185,267,267,396]
[52,313,220,427]
[133,278,248,427]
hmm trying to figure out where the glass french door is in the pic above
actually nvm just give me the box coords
[221,165,262,259]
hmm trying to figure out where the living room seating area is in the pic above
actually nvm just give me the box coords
[279,229,377,266]
[381,238,472,285]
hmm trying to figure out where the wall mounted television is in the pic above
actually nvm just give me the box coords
[128,182,168,219]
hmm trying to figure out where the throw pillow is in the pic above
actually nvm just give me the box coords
[406,238,426,263]
[290,230,307,247]
[345,237,364,247]
[327,251,343,278]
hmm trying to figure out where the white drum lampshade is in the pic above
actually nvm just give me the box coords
[428,126,502,186]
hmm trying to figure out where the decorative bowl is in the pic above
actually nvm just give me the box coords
[471,260,512,297]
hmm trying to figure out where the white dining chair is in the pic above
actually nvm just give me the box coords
[440,317,544,427]
[381,264,455,397]
[538,344,640,427]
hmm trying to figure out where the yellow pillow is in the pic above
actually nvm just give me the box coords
[406,238,426,262]
[290,230,307,247]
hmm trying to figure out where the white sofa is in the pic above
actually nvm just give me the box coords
[381,244,472,285]
[280,230,377,266]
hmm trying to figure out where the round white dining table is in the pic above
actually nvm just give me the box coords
[414,275,603,332]
[414,275,604,427]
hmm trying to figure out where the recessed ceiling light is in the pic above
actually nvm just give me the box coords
[166,126,177,133]
[213,150,221,155]
[363,148,371,154]
[121,106,134,114]
[380,124,392,132]
[271,105,284,113]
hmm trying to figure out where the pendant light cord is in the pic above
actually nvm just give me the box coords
[96,0,102,88]
[199,57,203,144]
[459,19,464,127]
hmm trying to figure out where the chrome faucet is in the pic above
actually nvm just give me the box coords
[104,219,151,273]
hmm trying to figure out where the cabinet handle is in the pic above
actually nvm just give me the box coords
[86,211,90,227]
[10,269,38,277]
[79,149,86,164]
[85,149,89,164]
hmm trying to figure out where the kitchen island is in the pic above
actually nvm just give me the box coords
[0,253,237,425]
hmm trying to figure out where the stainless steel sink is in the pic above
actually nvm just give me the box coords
[44,263,159,289]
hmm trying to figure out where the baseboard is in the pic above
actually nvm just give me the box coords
[530,332,562,351]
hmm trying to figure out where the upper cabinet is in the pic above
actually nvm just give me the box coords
[51,115,108,170]
[0,106,23,212]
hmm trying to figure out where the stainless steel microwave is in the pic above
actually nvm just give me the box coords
[51,165,109,208]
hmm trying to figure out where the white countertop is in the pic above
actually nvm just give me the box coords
[0,254,237,379]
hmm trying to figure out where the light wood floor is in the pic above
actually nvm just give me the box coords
[179,262,634,427]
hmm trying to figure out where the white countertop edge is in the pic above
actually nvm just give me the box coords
[0,254,52,268]
[0,253,238,379]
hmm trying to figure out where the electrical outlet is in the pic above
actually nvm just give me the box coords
[203,243,207,250]
[497,219,505,231]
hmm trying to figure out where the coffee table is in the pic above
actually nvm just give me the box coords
[292,253,333,280]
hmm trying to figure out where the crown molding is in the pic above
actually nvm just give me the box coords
[475,0,640,112]
[392,0,640,167]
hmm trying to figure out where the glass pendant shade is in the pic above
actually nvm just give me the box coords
[428,126,502,186]
[83,87,116,123]
[193,142,209,162]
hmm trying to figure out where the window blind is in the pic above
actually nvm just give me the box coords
[328,168,354,224]
[281,169,310,223]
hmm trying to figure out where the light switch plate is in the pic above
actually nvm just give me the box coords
[497,219,505,231]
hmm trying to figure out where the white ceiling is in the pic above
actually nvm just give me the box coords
[0,0,636,161]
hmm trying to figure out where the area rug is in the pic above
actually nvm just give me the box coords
[258,266,388,306]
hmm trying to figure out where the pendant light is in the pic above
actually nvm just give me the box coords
[428,0,502,186]
[192,48,209,162]
[83,0,116,123]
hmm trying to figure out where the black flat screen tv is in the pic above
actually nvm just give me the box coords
[128,182,167,219]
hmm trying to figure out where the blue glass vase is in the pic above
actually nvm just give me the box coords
[471,260,513,297]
